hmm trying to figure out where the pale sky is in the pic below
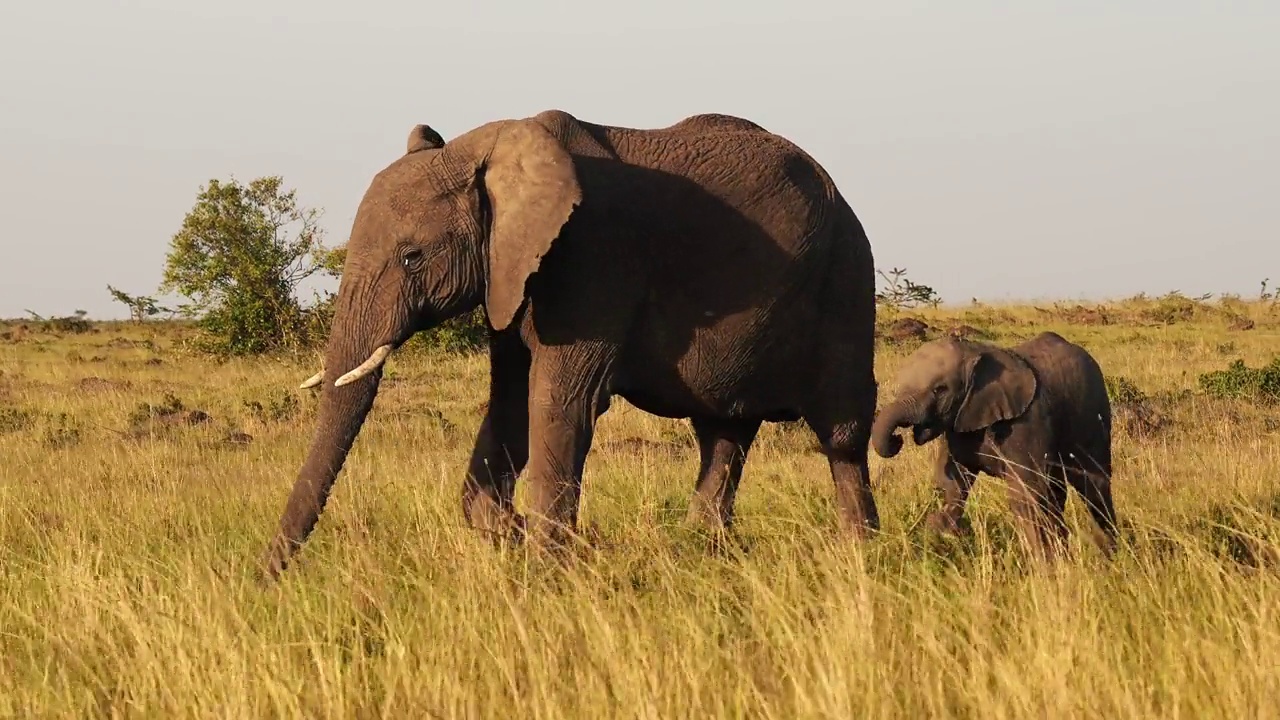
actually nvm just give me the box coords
[1,1,1276,319]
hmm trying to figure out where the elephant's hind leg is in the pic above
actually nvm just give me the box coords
[1065,448,1119,557]
[686,416,761,531]
[803,344,880,537]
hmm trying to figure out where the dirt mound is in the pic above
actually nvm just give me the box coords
[104,337,156,350]
[1113,400,1169,439]
[881,317,931,343]
[127,393,212,437]
[76,376,131,392]
[947,324,990,340]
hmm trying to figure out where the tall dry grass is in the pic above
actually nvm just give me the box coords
[1,295,1278,718]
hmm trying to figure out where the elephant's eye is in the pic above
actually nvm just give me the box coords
[932,384,947,395]
[401,248,423,267]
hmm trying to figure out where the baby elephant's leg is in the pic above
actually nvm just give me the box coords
[928,442,978,536]
[1064,448,1119,557]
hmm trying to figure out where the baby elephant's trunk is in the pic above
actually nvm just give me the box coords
[871,399,915,458]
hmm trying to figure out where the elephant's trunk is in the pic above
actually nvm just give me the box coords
[871,398,917,459]
[259,290,392,581]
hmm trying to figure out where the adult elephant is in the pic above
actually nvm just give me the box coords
[261,109,880,580]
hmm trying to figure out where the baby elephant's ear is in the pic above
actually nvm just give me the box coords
[406,124,446,154]
[954,347,1037,433]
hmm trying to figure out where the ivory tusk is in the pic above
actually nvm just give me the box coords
[334,344,394,387]
[298,371,324,390]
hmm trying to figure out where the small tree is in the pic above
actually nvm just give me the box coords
[106,285,172,323]
[159,176,337,355]
[301,245,348,343]
[875,267,942,311]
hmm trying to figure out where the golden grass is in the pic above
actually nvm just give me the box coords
[2,295,1279,718]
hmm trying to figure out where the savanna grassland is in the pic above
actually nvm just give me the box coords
[2,293,1279,718]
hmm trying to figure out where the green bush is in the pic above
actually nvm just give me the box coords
[157,176,338,357]
[403,307,489,355]
[1105,375,1148,404]
[1198,357,1280,403]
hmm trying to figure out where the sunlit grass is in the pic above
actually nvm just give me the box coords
[1,295,1279,717]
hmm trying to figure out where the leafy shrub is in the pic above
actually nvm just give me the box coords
[1198,357,1280,404]
[0,407,36,434]
[1139,291,1209,325]
[41,412,82,449]
[1260,278,1277,304]
[0,407,83,448]
[23,309,92,334]
[243,391,301,423]
[158,176,339,357]
[1105,375,1148,404]
[1194,496,1280,568]
[106,286,174,323]
[403,307,489,354]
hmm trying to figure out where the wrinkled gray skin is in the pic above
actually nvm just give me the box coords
[872,332,1118,559]
[260,109,881,581]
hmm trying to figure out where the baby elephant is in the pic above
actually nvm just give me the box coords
[871,331,1118,560]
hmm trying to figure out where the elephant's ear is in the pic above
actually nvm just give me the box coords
[479,121,582,331]
[406,124,446,154]
[954,347,1037,433]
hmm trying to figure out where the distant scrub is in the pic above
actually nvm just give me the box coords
[1198,357,1280,404]
[0,406,83,448]
[21,309,93,335]
[874,267,942,313]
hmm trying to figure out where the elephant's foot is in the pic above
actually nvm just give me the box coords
[804,414,881,540]
[686,497,745,555]
[256,532,303,587]
[926,509,973,538]
[520,512,589,569]
[832,480,881,540]
[837,513,879,541]
[685,493,733,533]
[462,493,525,547]
[824,455,880,540]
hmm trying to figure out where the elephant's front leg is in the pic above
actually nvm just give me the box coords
[927,440,978,537]
[686,416,761,531]
[462,331,530,543]
[521,346,617,548]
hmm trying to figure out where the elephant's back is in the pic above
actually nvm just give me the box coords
[1019,333,1112,432]
[545,109,860,262]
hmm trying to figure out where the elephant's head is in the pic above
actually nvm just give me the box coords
[263,118,582,578]
[871,338,1037,458]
